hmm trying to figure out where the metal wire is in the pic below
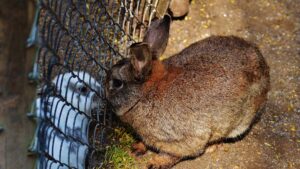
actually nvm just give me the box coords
[27,0,168,168]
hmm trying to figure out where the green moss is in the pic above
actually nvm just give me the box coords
[103,145,137,169]
[100,127,138,169]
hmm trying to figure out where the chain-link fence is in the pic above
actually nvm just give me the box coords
[27,0,169,168]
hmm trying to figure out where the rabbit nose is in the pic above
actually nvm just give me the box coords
[109,86,113,91]
[108,80,115,91]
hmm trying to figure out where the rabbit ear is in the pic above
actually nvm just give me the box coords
[129,42,152,80]
[143,14,171,59]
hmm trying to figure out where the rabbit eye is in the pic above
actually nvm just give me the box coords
[112,78,123,89]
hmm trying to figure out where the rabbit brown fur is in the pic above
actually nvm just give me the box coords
[106,36,270,168]
[106,16,270,169]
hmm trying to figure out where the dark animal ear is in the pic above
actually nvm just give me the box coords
[129,42,152,81]
[143,14,171,59]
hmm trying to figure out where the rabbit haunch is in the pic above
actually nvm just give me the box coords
[107,36,269,157]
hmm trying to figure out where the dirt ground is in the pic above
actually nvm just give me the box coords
[160,0,300,168]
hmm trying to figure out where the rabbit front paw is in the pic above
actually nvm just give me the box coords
[131,141,147,156]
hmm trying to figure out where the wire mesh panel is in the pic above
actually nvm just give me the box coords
[27,0,169,168]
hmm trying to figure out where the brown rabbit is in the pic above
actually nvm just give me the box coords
[106,16,270,169]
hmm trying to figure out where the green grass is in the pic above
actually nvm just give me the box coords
[100,127,138,169]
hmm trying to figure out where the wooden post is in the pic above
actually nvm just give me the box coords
[0,0,36,168]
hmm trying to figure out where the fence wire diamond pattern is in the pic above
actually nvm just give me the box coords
[27,0,169,168]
